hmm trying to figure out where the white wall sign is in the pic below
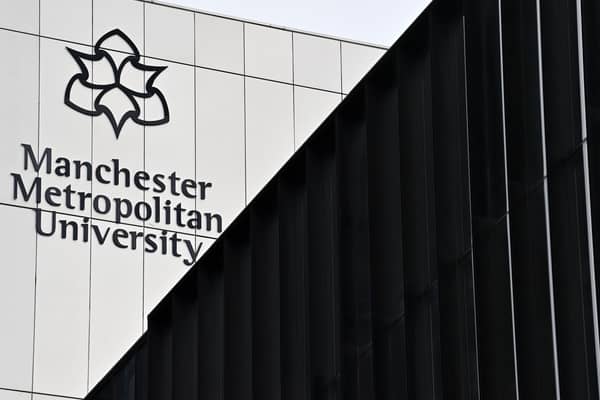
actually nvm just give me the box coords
[0,1,385,399]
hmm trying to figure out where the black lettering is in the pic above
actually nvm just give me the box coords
[93,195,111,214]
[12,174,41,203]
[95,164,111,184]
[144,234,158,253]
[205,213,223,233]
[114,198,132,223]
[112,159,131,187]
[35,209,56,236]
[22,144,51,173]
[59,219,79,240]
[55,157,70,177]
[174,203,185,227]
[77,191,92,210]
[74,160,92,180]
[198,181,212,200]
[183,240,202,266]
[152,174,166,193]
[168,172,180,196]
[160,230,168,255]
[163,200,172,225]
[153,196,161,223]
[112,229,129,249]
[186,210,201,229]
[134,201,152,221]
[81,217,90,242]
[181,179,196,198]
[44,186,62,207]
[169,232,182,257]
[134,171,150,191]
[92,224,110,244]
[129,231,144,250]
[63,185,76,209]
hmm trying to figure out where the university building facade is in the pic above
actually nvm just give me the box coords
[0,0,384,398]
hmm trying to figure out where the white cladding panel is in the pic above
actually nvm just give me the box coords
[341,41,385,93]
[144,60,196,235]
[245,78,294,201]
[195,13,244,74]
[195,69,246,230]
[0,0,386,398]
[32,395,66,400]
[145,3,195,64]
[0,206,36,391]
[293,32,341,93]
[0,389,32,400]
[88,220,143,389]
[0,31,38,206]
[40,0,92,44]
[294,86,341,149]
[93,0,144,49]
[91,82,145,224]
[39,39,92,218]
[33,212,90,397]
[0,0,38,34]
[245,24,293,83]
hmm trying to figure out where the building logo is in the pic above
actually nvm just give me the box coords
[64,29,170,138]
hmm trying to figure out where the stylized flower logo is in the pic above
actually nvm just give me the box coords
[65,29,170,138]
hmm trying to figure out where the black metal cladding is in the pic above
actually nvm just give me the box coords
[85,0,600,398]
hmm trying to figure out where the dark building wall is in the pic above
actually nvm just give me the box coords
[85,0,600,399]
